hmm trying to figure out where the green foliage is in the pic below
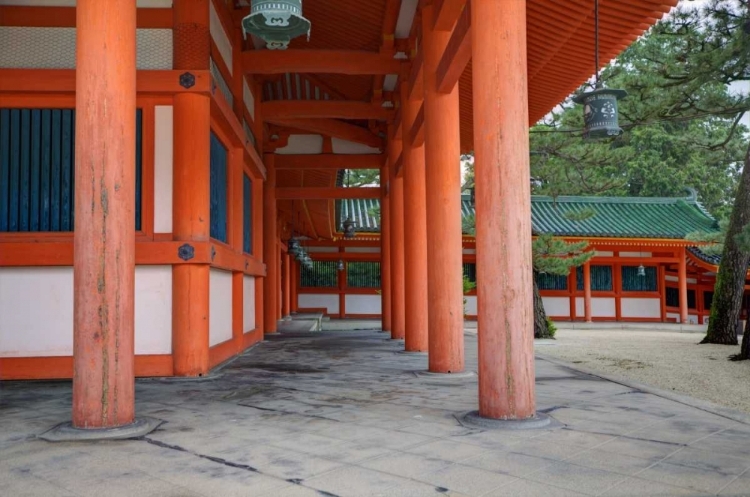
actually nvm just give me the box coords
[463,275,476,317]
[545,318,557,339]
[532,234,595,276]
[344,169,380,187]
[563,207,597,222]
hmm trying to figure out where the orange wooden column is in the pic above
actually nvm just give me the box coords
[277,241,283,321]
[290,260,299,313]
[72,0,136,428]
[389,137,406,339]
[282,253,291,318]
[264,154,278,333]
[230,148,244,352]
[472,0,536,420]
[423,5,464,372]
[583,262,592,323]
[401,81,429,352]
[171,0,211,376]
[381,161,392,333]
[679,247,688,323]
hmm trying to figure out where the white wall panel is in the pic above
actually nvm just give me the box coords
[542,297,570,317]
[344,247,380,253]
[298,294,339,314]
[135,266,172,354]
[331,138,381,155]
[243,79,255,121]
[576,297,616,317]
[209,0,233,75]
[345,295,381,315]
[243,276,256,332]
[619,252,652,258]
[154,105,173,233]
[464,296,477,315]
[276,135,324,154]
[620,298,661,319]
[209,269,233,346]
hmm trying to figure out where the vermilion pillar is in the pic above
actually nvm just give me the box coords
[282,253,291,318]
[381,160,393,333]
[401,82,428,352]
[172,0,211,376]
[73,0,136,428]
[422,5,464,372]
[472,0,535,419]
[583,262,592,323]
[263,154,278,333]
[679,247,688,323]
[291,260,299,313]
[389,137,406,339]
[276,241,283,321]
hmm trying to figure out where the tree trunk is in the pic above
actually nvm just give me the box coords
[533,275,551,338]
[703,144,750,345]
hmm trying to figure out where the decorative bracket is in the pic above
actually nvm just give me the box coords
[178,243,195,261]
[211,246,217,261]
[179,72,196,89]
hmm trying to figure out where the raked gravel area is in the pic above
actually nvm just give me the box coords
[537,329,750,415]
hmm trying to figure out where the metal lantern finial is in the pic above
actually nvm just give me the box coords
[337,260,345,271]
[637,264,646,277]
[342,217,356,239]
[574,0,627,139]
[242,0,311,50]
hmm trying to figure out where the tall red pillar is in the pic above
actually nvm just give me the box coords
[472,0,536,419]
[583,262,592,323]
[282,252,291,318]
[401,82,429,352]
[679,247,689,323]
[381,160,393,333]
[73,0,136,428]
[264,154,278,333]
[171,0,211,377]
[422,5,464,372]
[389,138,406,339]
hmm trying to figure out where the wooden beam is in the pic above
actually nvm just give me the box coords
[410,103,425,147]
[433,0,466,31]
[276,187,381,200]
[0,6,172,28]
[242,50,403,75]
[0,69,212,94]
[275,154,385,170]
[267,118,383,149]
[436,2,472,93]
[408,51,424,101]
[262,100,394,120]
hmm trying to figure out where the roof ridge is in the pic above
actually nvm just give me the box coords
[530,194,699,205]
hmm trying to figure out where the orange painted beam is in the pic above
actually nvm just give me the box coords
[409,103,425,147]
[262,100,394,120]
[0,355,173,381]
[436,2,472,93]
[268,118,383,149]
[433,0,466,31]
[275,187,380,200]
[242,50,403,75]
[408,51,424,101]
[0,6,172,28]
[0,69,212,94]
[274,154,384,170]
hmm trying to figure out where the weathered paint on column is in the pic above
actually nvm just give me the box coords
[73,0,136,428]
[422,5,464,373]
[381,160,393,333]
[389,137,406,339]
[472,0,536,419]
[171,0,211,376]
[282,252,291,318]
[679,247,688,324]
[290,260,299,313]
[401,82,429,352]
[584,262,592,323]
[264,154,278,333]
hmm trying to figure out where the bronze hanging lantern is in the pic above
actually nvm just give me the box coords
[288,237,300,256]
[637,264,646,277]
[295,247,306,262]
[241,0,311,50]
[574,0,627,139]
[342,217,356,238]
[337,260,345,271]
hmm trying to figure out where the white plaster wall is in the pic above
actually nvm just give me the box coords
[595,251,614,257]
[667,312,699,324]
[576,297,616,317]
[542,297,570,317]
[464,295,477,316]
[665,275,679,282]
[276,135,324,155]
[134,266,172,354]
[0,27,172,69]
[298,294,339,314]
[463,249,477,255]
[331,138,381,155]
[243,276,256,332]
[620,252,652,258]
[209,0,233,75]
[344,247,380,253]
[209,269,233,346]
[620,298,661,319]
[243,79,255,121]
[306,246,339,253]
[345,295,381,315]
[667,312,680,322]
[154,105,173,233]
[0,267,73,357]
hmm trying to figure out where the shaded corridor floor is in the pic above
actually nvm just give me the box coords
[2,330,750,496]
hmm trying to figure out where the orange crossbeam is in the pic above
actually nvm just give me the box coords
[268,118,383,149]
[410,103,425,147]
[242,50,403,75]
[275,154,384,170]
[433,0,467,31]
[0,6,172,28]
[436,2,472,93]
[262,101,394,120]
[275,187,381,200]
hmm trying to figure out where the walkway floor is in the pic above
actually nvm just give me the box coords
[2,330,750,496]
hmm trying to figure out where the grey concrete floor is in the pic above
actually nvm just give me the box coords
[2,329,750,496]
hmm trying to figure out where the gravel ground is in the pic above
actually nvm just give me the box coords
[537,329,750,414]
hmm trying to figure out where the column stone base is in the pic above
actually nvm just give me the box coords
[40,417,162,442]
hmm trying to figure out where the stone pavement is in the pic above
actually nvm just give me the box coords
[2,329,750,496]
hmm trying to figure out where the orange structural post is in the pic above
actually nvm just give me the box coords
[282,253,291,318]
[171,0,211,376]
[277,241,283,321]
[401,81,429,352]
[389,137,406,339]
[263,154,278,333]
[679,247,688,323]
[381,161,392,333]
[72,0,136,428]
[290,260,299,313]
[472,0,535,419]
[583,262,592,323]
[422,5,464,373]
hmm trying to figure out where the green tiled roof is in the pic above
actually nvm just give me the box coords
[339,190,720,239]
